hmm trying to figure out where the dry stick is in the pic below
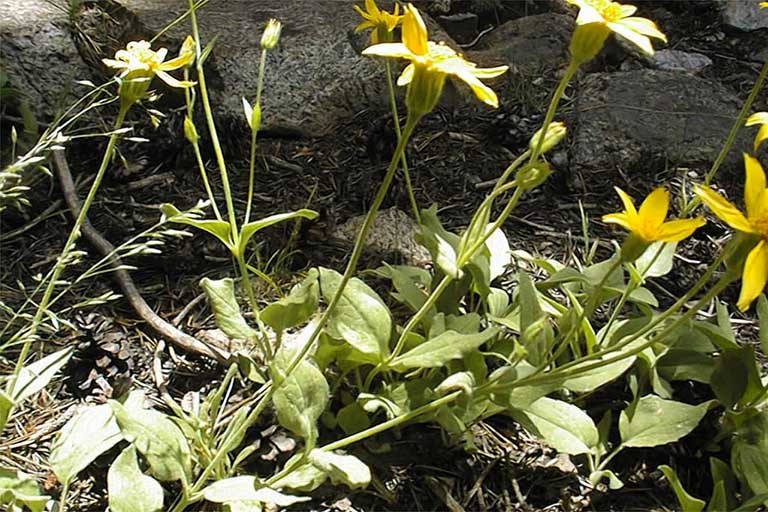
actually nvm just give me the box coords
[51,150,231,364]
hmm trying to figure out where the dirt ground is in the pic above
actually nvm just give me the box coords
[1,1,767,510]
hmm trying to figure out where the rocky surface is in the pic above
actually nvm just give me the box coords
[571,69,750,191]
[721,0,768,31]
[651,49,712,75]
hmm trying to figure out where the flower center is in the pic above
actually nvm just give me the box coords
[591,0,623,21]
[753,213,768,240]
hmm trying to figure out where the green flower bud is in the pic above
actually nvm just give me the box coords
[261,19,282,50]
[529,121,567,154]
[184,116,199,144]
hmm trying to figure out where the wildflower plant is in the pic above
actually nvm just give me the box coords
[4,0,767,510]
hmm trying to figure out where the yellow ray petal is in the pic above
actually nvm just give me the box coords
[609,21,654,55]
[638,187,669,228]
[154,70,195,89]
[618,17,667,41]
[602,212,634,231]
[744,154,767,220]
[754,124,768,152]
[454,68,499,107]
[614,187,638,218]
[746,112,768,126]
[656,217,706,242]
[397,63,415,86]
[402,4,428,55]
[695,186,756,234]
[362,42,412,58]
[618,4,638,17]
[737,240,768,311]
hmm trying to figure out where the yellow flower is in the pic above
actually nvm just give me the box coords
[363,3,508,114]
[567,0,666,63]
[103,37,196,105]
[261,19,282,50]
[695,155,768,311]
[603,187,705,243]
[354,0,403,44]
[746,112,768,153]
[761,2,768,7]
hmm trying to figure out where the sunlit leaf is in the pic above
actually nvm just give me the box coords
[389,328,499,372]
[0,468,48,512]
[659,465,705,512]
[8,347,72,403]
[238,209,318,257]
[308,450,371,489]
[418,206,462,279]
[108,446,164,512]
[161,203,232,248]
[50,404,122,487]
[262,269,319,333]
[563,355,636,393]
[510,397,598,455]
[203,476,310,506]
[618,395,714,448]
[200,277,258,341]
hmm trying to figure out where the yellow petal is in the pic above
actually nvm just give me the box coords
[656,217,706,242]
[694,186,756,234]
[397,63,415,86]
[609,21,654,55]
[365,0,379,16]
[744,154,767,220]
[455,68,499,107]
[403,4,429,55]
[102,58,128,69]
[362,42,412,58]
[154,70,195,89]
[618,17,667,41]
[469,65,509,79]
[354,20,375,33]
[575,4,607,25]
[754,124,768,152]
[614,187,638,218]
[746,112,768,126]
[603,212,634,231]
[618,4,638,17]
[737,240,768,311]
[638,187,669,228]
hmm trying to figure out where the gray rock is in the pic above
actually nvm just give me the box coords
[468,13,573,73]
[651,49,712,74]
[437,12,479,44]
[0,0,94,121]
[572,70,749,187]
[721,0,768,31]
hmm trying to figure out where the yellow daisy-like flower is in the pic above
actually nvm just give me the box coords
[603,187,705,243]
[746,112,768,153]
[363,3,508,114]
[567,0,667,63]
[695,155,768,311]
[354,0,403,44]
[103,37,196,105]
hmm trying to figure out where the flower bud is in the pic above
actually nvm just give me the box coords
[242,98,262,132]
[516,161,552,190]
[261,19,282,50]
[529,121,567,154]
[184,116,199,144]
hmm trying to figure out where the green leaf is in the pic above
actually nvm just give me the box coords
[0,468,48,512]
[319,268,391,363]
[203,476,310,506]
[110,392,192,481]
[8,347,73,404]
[732,441,768,497]
[518,272,551,366]
[589,469,624,490]
[161,203,232,248]
[708,457,736,512]
[716,301,737,346]
[336,402,370,435]
[435,371,475,398]
[270,454,327,492]
[0,391,11,433]
[659,465,705,512]
[238,209,318,257]
[200,277,258,341]
[388,327,499,372]
[261,269,319,333]
[417,206,462,279]
[758,295,768,357]
[510,397,598,455]
[657,350,714,384]
[634,241,676,278]
[618,395,713,448]
[711,347,765,410]
[108,446,164,512]
[50,404,122,487]
[485,226,511,281]
[563,356,636,393]
[271,350,329,444]
[308,450,371,489]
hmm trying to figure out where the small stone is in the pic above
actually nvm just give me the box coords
[652,50,712,75]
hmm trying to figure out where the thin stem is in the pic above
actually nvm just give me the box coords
[235,256,271,359]
[529,60,579,164]
[385,60,419,222]
[245,48,269,224]
[703,61,767,188]
[10,105,129,393]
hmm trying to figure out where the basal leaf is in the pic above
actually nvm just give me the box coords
[319,268,391,362]
[388,327,499,372]
[563,355,636,393]
[308,450,371,490]
[336,402,370,435]
[203,476,310,506]
[417,206,462,279]
[711,347,765,410]
[271,350,329,445]
[619,395,714,448]
[261,269,319,333]
[200,277,258,341]
[634,241,676,278]
[510,397,598,455]
[161,203,232,248]
[110,392,191,481]
[238,209,318,257]
[108,446,164,512]
[9,347,72,403]
[0,468,48,512]
[50,403,122,487]
[271,453,328,492]
[659,465,705,512]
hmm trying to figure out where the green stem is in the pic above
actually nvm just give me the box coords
[529,60,579,164]
[385,60,419,222]
[703,61,767,188]
[235,256,271,360]
[10,105,129,393]
[245,48,269,224]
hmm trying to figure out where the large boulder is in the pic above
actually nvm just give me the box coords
[571,69,750,189]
